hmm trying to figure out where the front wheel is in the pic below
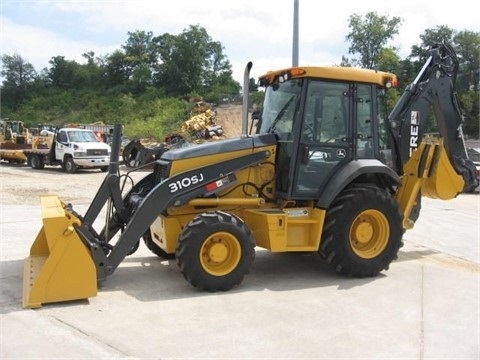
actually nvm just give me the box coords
[319,186,404,277]
[176,211,255,291]
[64,157,77,173]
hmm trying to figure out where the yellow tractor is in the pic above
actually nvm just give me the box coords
[0,119,30,163]
[23,42,478,308]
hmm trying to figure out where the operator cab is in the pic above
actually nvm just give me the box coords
[257,67,395,201]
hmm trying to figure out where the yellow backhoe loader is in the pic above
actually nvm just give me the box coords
[23,42,478,308]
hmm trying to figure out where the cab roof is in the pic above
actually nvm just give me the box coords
[259,66,397,87]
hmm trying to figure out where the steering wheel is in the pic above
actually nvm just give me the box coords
[303,124,316,141]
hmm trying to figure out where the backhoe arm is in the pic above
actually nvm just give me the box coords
[387,42,477,228]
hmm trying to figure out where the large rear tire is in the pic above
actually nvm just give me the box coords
[319,186,404,277]
[176,211,255,291]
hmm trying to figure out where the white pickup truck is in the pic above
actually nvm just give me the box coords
[23,128,111,173]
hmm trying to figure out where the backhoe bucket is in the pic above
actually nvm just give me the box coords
[422,143,464,200]
[22,195,97,309]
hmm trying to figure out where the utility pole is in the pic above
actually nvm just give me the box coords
[292,0,299,66]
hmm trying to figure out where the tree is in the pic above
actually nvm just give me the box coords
[154,24,238,97]
[103,50,130,92]
[248,78,259,92]
[375,48,401,73]
[1,53,38,112]
[155,25,211,95]
[121,30,159,93]
[453,30,480,91]
[1,53,37,87]
[80,51,103,88]
[408,28,479,137]
[410,25,455,63]
[454,30,480,137]
[344,12,403,69]
[47,56,83,89]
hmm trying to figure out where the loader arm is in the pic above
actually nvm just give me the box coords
[75,148,271,280]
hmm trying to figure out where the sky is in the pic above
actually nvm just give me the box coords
[1,0,478,85]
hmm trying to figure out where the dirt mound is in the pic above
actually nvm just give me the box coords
[215,105,243,138]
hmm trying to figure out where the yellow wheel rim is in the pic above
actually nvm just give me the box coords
[350,209,390,259]
[200,232,241,276]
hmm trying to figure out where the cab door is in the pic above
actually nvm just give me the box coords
[55,130,68,161]
[292,80,352,198]
[355,84,375,159]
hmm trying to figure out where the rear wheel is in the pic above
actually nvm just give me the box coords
[30,155,45,169]
[176,211,255,291]
[319,186,403,277]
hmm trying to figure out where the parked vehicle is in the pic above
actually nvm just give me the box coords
[0,119,30,163]
[23,128,111,173]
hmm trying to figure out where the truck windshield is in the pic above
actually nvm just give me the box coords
[258,78,303,134]
[67,130,99,143]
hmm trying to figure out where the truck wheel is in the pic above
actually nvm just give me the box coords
[30,155,45,169]
[319,186,404,277]
[64,157,77,173]
[100,166,109,172]
[176,211,255,291]
[143,231,175,259]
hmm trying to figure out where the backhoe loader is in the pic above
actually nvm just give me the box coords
[23,42,478,308]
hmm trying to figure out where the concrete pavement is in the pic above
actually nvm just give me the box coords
[1,195,479,359]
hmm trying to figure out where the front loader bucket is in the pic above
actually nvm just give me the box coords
[22,195,97,309]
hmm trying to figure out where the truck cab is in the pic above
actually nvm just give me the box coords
[54,128,111,173]
[25,127,112,173]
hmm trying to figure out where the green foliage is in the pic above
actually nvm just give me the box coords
[1,25,240,141]
[406,27,480,137]
[1,53,38,111]
[344,11,403,69]
[410,25,455,63]
[376,48,401,73]
[249,91,265,109]
[459,91,480,138]
[124,97,189,140]
[248,78,259,92]
[454,30,480,92]
[343,15,479,138]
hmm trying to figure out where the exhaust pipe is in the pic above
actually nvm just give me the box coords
[242,62,253,136]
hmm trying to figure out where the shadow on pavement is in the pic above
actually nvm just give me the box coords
[1,250,384,312]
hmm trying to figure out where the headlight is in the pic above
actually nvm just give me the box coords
[74,151,87,157]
